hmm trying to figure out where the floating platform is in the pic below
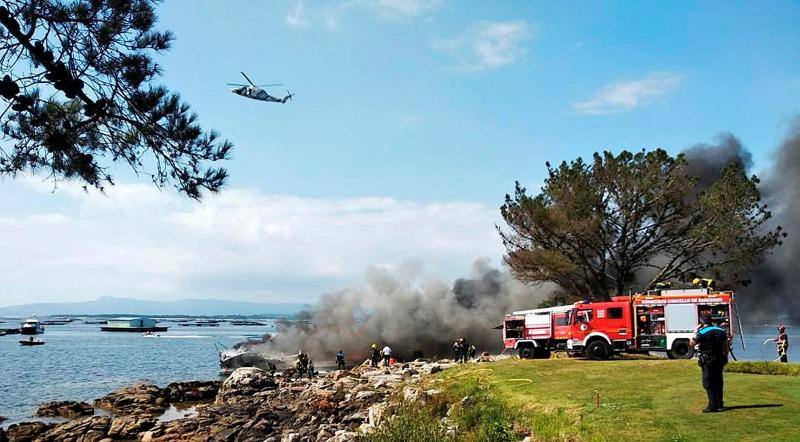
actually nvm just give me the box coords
[100,326,169,332]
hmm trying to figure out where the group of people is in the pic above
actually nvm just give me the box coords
[295,351,316,378]
[369,344,393,367]
[453,337,476,363]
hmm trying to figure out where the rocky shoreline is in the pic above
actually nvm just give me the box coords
[1,359,458,442]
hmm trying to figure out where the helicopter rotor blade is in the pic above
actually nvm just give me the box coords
[254,84,283,87]
[226,83,248,86]
[240,71,257,87]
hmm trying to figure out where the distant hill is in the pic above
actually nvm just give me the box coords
[0,296,308,317]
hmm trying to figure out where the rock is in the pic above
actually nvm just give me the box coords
[39,416,111,442]
[107,415,156,439]
[36,400,94,418]
[368,403,386,427]
[403,386,420,402]
[0,416,6,422]
[5,421,53,442]
[342,412,366,424]
[281,432,299,442]
[461,395,476,407]
[428,364,443,374]
[354,391,375,401]
[94,381,169,416]
[167,380,220,403]
[330,431,360,442]
[331,370,356,381]
[216,367,277,405]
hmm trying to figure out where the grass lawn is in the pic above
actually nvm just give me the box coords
[433,358,800,441]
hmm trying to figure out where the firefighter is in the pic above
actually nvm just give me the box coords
[370,344,380,367]
[336,350,346,370]
[691,318,729,412]
[296,351,309,377]
[468,344,476,360]
[459,338,470,364]
[692,278,715,289]
[768,325,789,363]
[453,339,462,362]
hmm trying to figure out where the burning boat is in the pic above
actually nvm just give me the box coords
[215,340,282,375]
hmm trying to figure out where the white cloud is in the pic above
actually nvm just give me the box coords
[434,21,532,71]
[0,180,503,305]
[287,0,440,30]
[285,1,309,28]
[572,72,685,115]
[371,0,440,18]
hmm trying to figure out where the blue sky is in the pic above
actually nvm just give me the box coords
[1,1,798,306]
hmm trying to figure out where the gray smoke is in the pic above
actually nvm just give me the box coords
[259,259,550,362]
[739,120,800,322]
[679,122,800,322]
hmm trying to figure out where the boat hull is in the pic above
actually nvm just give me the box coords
[20,328,43,335]
[20,340,45,346]
[100,326,169,332]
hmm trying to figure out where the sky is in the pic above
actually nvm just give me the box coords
[1,0,799,307]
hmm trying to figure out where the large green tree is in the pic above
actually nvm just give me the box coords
[0,0,231,199]
[499,149,784,301]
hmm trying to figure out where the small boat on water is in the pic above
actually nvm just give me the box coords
[20,337,45,346]
[20,316,45,335]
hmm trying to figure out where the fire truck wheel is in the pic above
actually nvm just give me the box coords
[518,347,534,359]
[586,340,611,360]
[667,340,695,359]
[534,348,552,359]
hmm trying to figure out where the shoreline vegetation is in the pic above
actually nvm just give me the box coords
[2,358,798,441]
[370,358,800,441]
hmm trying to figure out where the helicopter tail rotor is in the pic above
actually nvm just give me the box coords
[284,90,295,103]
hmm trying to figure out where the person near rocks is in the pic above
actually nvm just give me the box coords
[296,351,309,377]
[370,344,380,367]
[266,361,277,375]
[468,344,476,360]
[453,339,462,362]
[382,344,392,366]
[336,350,346,370]
[307,360,316,378]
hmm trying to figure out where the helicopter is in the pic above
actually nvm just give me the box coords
[228,72,294,103]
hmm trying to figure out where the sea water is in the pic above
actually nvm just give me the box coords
[0,320,276,424]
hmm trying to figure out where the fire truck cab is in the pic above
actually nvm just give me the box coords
[566,289,735,360]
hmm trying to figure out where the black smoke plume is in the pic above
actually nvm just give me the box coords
[680,122,800,322]
[739,120,800,322]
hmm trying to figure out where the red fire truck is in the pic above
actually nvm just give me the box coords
[502,288,735,360]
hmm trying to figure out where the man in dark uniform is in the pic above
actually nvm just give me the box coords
[692,319,729,412]
[370,344,380,368]
[336,350,346,370]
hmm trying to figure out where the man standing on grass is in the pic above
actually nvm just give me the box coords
[691,318,730,413]
[768,325,789,363]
